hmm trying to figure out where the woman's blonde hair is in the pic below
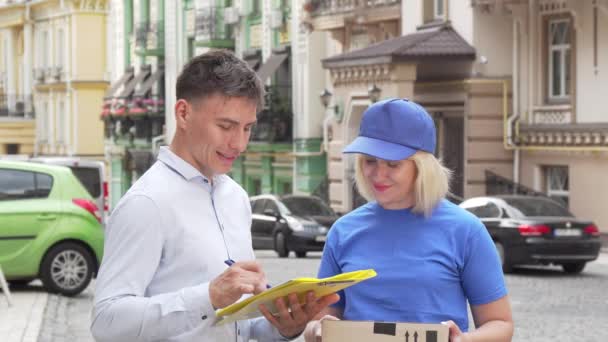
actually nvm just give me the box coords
[354,151,452,217]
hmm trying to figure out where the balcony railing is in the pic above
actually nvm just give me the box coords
[195,6,234,43]
[251,85,292,142]
[0,94,34,118]
[135,21,165,55]
[309,0,399,17]
[531,105,572,125]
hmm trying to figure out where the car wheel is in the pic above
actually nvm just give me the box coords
[494,241,513,274]
[274,232,289,258]
[40,242,94,296]
[295,251,307,258]
[562,262,586,274]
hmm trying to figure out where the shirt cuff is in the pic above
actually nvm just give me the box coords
[181,282,217,326]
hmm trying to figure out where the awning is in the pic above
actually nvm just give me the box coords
[256,52,288,83]
[134,66,164,97]
[243,50,262,71]
[118,65,152,99]
[104,67,134,98]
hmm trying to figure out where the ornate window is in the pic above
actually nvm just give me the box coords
[545,165,569,207]
[547,18,572,101]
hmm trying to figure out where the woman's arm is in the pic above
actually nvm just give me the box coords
[443,295,514,342]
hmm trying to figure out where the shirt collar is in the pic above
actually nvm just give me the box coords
[157,146,220,183]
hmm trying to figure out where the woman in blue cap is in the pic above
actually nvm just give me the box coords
[304,99,513,342]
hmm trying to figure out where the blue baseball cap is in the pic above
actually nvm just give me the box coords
[343,98,436,161]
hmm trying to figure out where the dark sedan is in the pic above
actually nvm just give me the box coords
[460,195,601,274]
[250,195,338,258]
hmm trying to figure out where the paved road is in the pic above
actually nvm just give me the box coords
[23,251,608,341]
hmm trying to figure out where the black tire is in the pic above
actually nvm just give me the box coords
[562,262,586,274]
[40,242,95,296]
[295,251,307,258]
[274,232,289,258]
[495,241,513,274]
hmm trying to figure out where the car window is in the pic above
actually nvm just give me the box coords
[263,200,279,215]
[465,202,501,218]
[503,197,573,217]
[69,166,101,198]
[281,197,335,216]
[0,169,53,200]
[251,199,266,214]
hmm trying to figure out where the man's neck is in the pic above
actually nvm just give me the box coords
[169,140,215,183]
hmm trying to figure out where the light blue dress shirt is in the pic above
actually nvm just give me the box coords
[91,147,288,342]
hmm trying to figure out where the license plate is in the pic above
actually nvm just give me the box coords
[315,235,327,242]
[554,228,582,237]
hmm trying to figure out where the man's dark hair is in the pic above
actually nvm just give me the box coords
[176,49,264,108]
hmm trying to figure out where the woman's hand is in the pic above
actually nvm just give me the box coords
[303,314,340,342]
[442,320,472,342]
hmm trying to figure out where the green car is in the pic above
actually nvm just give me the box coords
[0,160,104,296]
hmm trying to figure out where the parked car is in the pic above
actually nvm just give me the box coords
[250,195,339,258]
[459,195,601,274]
[30,157,108,225]
[0,160,104,295]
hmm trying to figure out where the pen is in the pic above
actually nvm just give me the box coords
[224,259,272,289]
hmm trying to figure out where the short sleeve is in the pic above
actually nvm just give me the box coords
[461,223,508,305]
[317,228,345,309]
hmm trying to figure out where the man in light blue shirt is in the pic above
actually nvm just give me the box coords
[91,50,338,342]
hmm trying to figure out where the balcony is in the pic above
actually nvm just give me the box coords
[251,85,292,143]
[195,6,235,48]
[0,94,34,118]
[307,0,400,30]
[135,21,164,56]
[531,105,572,125]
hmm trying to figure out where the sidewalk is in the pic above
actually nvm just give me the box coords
[0,283,48,342]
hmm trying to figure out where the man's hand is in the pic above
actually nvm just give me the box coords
[209,261,268,309]
[259,291,340,339]
[303,314,340,342]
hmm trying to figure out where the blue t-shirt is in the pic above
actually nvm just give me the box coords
[318,199,507,331]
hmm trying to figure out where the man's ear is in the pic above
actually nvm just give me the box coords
[174,99,189,130]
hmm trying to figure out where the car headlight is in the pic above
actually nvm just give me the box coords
[286,216,304,231]
[318,226,328,234]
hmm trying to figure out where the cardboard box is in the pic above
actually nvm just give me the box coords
[322,320,449,342]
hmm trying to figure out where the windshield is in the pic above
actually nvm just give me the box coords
[281,197,335,217]
[503,197,573,218]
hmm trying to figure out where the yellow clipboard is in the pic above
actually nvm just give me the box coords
[215,269,377,325]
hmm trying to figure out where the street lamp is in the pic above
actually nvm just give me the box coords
[319,89,333,108]
[368,84,382,103]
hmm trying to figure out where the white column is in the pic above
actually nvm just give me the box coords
[164,0,179,142]
[262,0,272,59]
[23,21,33,115]
[5,29,16,112]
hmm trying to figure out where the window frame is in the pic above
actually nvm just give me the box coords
[434,0,445,20]
[545,15,573,103]
[0,168,54,201]
[545,165,569,208]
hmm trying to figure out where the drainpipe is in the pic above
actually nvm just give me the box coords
[507,17,522,185]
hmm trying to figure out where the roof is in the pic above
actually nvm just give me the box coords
[322,23,476,69]
[0,160,72,174]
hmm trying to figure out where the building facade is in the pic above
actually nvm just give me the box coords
[307,0,608,233]
[1,0,109,159]
[103,0,165,209]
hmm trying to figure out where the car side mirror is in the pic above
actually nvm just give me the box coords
[263,208,280,220]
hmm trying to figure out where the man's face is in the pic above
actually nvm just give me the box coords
[179,94,257,179]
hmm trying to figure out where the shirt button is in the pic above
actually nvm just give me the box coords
[201,315,208,320]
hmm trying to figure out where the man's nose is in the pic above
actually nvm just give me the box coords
[229,129,249,152]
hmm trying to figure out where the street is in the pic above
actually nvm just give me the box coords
[2,251,607,342]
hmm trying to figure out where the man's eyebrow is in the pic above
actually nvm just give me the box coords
[217,118,257,126]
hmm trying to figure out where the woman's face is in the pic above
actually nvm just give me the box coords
[361,156,417,210]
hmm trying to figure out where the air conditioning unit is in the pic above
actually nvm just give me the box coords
[270,9,284,29]
[224,7,240,25]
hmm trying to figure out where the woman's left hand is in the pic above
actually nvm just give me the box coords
[441,320,472,342]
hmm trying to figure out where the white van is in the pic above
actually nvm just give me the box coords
[29,157,108,225]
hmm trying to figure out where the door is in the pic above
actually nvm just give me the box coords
[442,116,464,197]
[251,199,275,249]
[0,168,59,276]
